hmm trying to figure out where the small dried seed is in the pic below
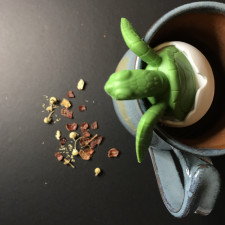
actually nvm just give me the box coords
[55,130,61,140]
[94,168,101,176]
[49,97,57,105]
[72,149,79,156]
[77,79,85,90]
[46,105,53,112]
[44,117,51,124]
[69,132,78,140]
[64,158,70,165]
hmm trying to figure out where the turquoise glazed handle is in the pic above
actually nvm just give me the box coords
[150,145,220,217]
[112,49,220,217]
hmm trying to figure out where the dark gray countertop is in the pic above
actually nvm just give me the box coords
[1,0,225,224]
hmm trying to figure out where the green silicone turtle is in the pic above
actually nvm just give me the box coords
[104,18,196,163]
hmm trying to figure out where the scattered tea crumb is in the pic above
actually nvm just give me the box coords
[44,116,52,124]
[72,149,79,156]
[81,122,89,130]
[69,132,78,140]
[61,108,73,118]
[66,122,78,131]
[54,118,61,124]
[42,141,45,144]
[108,148,120,158]
[68,144,73,151]
[78,105,86,112]
[42,81,119,173]
[79,137,90,147]
[55,152,64,161]
[43,110,55,124]
[63,158,75,168]
[49,97,58,105]
[77,79,85,90]
[46,105,53,112]
[67,90,75,98]
[79,149,92,160]
[61,98,71,108]
[95,136,103,145]
[64,158,70,164]
[55,130,61,140]
[60,137,67,145]
[85,148,94,155]
[94,168,101,176]
[82,130,91,138]
[91,121,98,129]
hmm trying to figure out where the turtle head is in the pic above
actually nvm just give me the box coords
[104,70,135,100]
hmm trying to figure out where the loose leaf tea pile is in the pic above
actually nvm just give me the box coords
[42,79,120,175]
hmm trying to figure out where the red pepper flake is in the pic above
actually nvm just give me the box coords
[79,137,90,147]
[55,152,64,161]
[67,90,75,98]
[66,122,78,131]
[79,150,92,160]
[95,136,103,145]
[81,122,89,130]
[89,135,103,148]
[108,148,120,158]
[90,140,97,148]
[60,137,67,145]
[78,105,87,112]
[82,130,91,138]
[85,148,95,155]
[91,121,98,129]
[79,148,94,160]
[61,108,73,118]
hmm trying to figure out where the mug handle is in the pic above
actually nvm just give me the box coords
[149,136,220,218]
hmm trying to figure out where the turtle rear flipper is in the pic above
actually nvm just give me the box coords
[136,102,167,163]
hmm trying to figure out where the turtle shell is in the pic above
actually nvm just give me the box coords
[145,46,196,121]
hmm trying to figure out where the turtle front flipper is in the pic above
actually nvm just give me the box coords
[136,102,167,163]
[121,18,161,67]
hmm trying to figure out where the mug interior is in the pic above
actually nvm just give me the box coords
[140,8,225,150]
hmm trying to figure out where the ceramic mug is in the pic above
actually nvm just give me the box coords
[112,1,225,218]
